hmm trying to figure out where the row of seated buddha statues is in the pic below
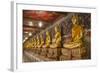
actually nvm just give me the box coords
[24,14,87,61]
[24,25,62,60]
[35,25,61,60]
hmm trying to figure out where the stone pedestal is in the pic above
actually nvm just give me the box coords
[41,48,48,56]
[35,48,38,54]
[33,48,37,54]
[47,48,61,60]
[60,55,71,60]
[71,48,81,59]
[60,47,86,60]
[71,47,86,60]
[36,48,41,55]
[47,48,53,58]
[60,48,71,60]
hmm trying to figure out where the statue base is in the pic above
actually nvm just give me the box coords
[41,48,48,57]
[60,48,71,60]
[47,48,61,60]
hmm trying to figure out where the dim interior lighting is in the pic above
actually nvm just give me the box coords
[24,32,28,33]
[28,21,33,26]
[38,21,42,27]
[23,37,28,42]
[29,32,32,36]
[25,37,28,40]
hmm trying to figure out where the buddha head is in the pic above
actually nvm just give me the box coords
[37,36,39,43]
[72,14,80,25]
[72,14,82,25]
[46,31,49,36]
[40,34,43,41]
[55,26,58,33]
[40,34,43,40]
[34,38,36,44]
[40,35,42,39]
[55,25,60,33]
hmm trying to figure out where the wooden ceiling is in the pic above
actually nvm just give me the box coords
[23,10,67,40]
[23,10,63,22]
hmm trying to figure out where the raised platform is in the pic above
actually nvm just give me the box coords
[23,51,55,62]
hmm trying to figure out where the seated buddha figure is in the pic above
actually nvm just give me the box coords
[31,38,34,48]
[39,35,44,48]
[37,36,40,48]
[24,42,28,49]
[32,38,35,48]
[43,31,51,48]
[30,40,33,49]
[27,41,32,49]
[34,38,36,48]
[63,14,84,49]
[50,26,61,48]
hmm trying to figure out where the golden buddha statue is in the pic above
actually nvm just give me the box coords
[50,26,61,48]
[41,31,51,56]
[63,14,84,49]
[45,31,51,48]
[34,38,36,48]
[37,36,40,48]
[26,41,32,49]
[32,38,35,48]
[30,40,33,49]
[24,42,28,49]
[26,42,29,49]
[39,35,44,48]
[35,36,38,48]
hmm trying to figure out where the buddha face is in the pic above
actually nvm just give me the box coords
[72,15,79,25]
